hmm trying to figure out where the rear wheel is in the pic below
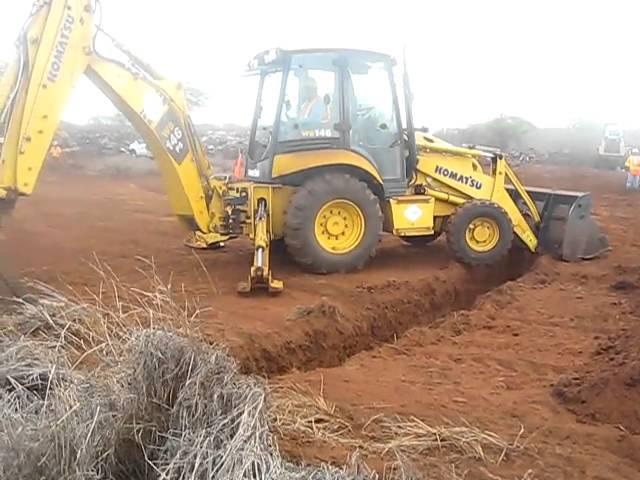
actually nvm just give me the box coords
[285,173,383,273]
[446,201,514,265]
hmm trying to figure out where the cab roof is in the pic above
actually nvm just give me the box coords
[281,48,394,61]
[247,48,396,72]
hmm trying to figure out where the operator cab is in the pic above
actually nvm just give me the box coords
[604,123,623,139]
[246,48,416,196]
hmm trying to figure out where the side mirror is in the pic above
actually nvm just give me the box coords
[378,123,389,131]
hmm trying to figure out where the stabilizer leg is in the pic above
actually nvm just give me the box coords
[237,197,283,295]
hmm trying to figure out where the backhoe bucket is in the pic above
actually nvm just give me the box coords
[524,187,610,261]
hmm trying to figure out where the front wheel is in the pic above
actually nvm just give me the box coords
[446,200,514,266]
[285,173,383,273]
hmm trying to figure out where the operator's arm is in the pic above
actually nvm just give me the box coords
[0,0,225,240]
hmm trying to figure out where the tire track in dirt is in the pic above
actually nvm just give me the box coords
[234,249,535,376]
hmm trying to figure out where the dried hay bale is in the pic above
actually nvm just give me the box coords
[0,326,378,479]
[118,329,372,480]
[0,337,125,480]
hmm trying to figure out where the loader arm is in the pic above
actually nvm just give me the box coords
[0,0,228,243]
[416,139,609,262]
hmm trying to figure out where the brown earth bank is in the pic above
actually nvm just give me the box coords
[552,262,640,437]
[0,161,638,478]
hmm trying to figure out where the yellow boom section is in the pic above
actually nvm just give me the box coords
[415,136,540,251]
[85,57,215,232]
[0,0,226,239]
[0,0,92,195]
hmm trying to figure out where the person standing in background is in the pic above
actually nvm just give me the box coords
[624,148,640,190]
[49,140,62,161]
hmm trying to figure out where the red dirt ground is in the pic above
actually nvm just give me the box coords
[0,162,639,478]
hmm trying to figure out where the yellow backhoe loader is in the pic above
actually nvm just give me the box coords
[0,0,609,294]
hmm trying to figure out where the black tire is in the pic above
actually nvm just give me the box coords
[401,232,442,246]
[446,200,514,266]
[285,173,383,273]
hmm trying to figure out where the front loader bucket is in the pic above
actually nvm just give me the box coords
[524,187,610,261]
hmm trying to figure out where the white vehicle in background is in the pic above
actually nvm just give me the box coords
[597,123,625,169]
[127,139,152,158]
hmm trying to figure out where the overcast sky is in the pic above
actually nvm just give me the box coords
[2,0,638,129]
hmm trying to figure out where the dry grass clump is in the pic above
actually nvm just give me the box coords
[0,337,125,479]
[287,297,344,322]
[0,270,377,479]
[271,383,525,467]
[117,329,376,480]
[0,257,198,368]
[0,329,376,480]
[119,329,271,479]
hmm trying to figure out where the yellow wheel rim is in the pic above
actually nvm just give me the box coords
[315,199,365,254]
[465,216,500,253]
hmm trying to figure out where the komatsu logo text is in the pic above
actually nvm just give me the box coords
[434,165,483,190]
[47,14,75,83]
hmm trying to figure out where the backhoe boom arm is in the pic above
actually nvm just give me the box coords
[0,0,226,239]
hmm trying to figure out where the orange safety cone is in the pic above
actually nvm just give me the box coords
[232,149,245,180]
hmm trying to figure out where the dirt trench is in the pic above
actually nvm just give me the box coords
[234,249,535,376]
[552,266,640,436]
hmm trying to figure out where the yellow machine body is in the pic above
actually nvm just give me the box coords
[264,135,539,251]
[412,134,540,250]
[0,1,609,295]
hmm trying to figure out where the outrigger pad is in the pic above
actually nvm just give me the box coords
[524,188,610,261]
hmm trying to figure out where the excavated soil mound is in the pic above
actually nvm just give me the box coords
[552,324,640,433]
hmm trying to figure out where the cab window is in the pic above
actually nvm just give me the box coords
[349,60,400,148]
[279,53,339,141]
[251,70,283,160]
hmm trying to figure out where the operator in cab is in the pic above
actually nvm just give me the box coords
[298,76,331,126]
[279,73,333,141]
[624,148,640,190]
